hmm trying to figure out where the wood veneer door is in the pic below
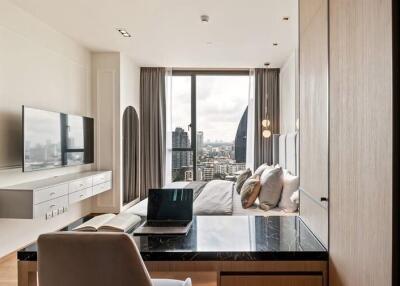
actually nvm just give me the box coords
[329,0,393,285]
[299,0,329,247]
[220,275,323,286]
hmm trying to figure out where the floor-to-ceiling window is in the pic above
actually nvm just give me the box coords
[170,71,250,182]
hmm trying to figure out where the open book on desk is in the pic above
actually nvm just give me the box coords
[73,213,141,233]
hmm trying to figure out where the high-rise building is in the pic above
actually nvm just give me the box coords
[227,162,246,174]
[196,131,204,154]
[172,127,190,171]
[234,107,248,163]
[202,166,214,181]
[184,169,193,181]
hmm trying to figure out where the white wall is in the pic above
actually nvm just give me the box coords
[90,52,120,214]
[0,0,92,258]
[120,53,140,210]
[279,51,297,134]
[120,54,140,114]
[91,53,140,213]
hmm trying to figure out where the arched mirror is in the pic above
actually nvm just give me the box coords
[122,106,139,205]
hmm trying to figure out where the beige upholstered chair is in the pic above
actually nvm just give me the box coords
[37,232,191,286]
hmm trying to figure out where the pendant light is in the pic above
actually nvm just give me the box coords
[262,63,271,138]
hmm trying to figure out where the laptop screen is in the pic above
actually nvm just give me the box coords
[147,189,193,221]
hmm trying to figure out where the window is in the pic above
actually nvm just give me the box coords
[170,71,250,182]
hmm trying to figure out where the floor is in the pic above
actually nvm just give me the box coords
[0,253,17,286]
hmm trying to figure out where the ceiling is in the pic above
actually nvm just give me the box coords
[11,0,298,68]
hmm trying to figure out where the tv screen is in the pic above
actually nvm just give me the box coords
[23,106,94,172]
[62,114,94,166]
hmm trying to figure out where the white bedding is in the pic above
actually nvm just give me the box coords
[193,180,233,215]
[125,181,298,217]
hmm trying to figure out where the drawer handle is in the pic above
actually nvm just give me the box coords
[49,192,56,196]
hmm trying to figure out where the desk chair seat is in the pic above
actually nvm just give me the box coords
[152,279,191,286]
[37,232,191,286]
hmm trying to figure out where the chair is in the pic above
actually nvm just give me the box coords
[37,232,191,286]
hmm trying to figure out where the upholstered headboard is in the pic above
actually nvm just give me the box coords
[273,132,298,175]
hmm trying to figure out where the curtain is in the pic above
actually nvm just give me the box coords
[122,106,139,204]
[164,68,173,184]
[139,67,166,199]
[246,69,255,171]
[254,68,280,169]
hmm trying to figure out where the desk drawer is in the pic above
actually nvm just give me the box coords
[150,272,217,286]
[34,195,68,219]
[93,172,112,186]
[34,184,69,205]
[220,275,323,286]
[92,181,112,196]
[69,187,93,204]
[69,177,93,193]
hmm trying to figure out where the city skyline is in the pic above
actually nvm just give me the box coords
[171,124,247,182]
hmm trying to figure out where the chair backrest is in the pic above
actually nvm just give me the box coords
[38,232,152,286]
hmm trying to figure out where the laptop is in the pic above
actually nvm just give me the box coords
[133,188,193,236]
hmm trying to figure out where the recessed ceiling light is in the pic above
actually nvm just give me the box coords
[283,17,290,21]
[201,15,210,23]
[273,43,278,46]
[116,28,132,37]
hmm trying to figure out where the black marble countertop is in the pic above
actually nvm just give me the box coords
[17,215,327,262]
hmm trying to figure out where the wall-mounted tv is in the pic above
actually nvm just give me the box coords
[23,106,94,172]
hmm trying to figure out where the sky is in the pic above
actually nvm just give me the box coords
[171,75,249,143]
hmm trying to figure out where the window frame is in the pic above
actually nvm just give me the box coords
[171,69,250,181]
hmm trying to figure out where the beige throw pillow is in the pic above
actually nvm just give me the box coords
[278,172,300,212]
[235,168,252,194]
[254,163,273,176]
[259,167,283,211]
[240,175,261,208]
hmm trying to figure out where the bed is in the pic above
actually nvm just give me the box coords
[126,133,299,217]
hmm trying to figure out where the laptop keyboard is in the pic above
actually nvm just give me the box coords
[144,221,189,227]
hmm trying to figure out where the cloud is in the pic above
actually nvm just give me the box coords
[171,75,249,142]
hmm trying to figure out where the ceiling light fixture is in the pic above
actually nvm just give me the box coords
[116,28,132,37]
[201,15,210,23]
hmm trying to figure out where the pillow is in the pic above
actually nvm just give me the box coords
[258,167,283,211]
[254,163,273,176]
[290,190,299,204]
[240,175,261,208]
[278,172,300,212]
[235,168,252,194]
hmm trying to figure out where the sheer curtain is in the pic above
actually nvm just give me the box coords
[246,69,255,171]
[164,68,173,185]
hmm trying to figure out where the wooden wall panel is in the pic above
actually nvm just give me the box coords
[220,275,323,286]
[299,0,329,247]
[329,0,393,285]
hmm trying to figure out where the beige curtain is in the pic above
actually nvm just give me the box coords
[139,67,166,199]
[123,106,139,204]
[254,68,280,168]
